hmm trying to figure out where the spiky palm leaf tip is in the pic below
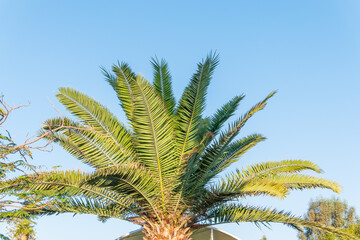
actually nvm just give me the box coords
[1,53,357,240]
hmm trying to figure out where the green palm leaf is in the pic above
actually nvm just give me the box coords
[211,160,327,197]
[104,62,136,121]
[185,92,275,196]
[204,204,358,240]
[151,57,176,114]
[0,170,136,213]
[130,75,178,210]
[56,88,135,161]
[42,117,136,168]
[194,95,245,153]
[47,197,133,220]
[195,160,338,210]
[236,159,323,178]
[87,165,160,216]
[214,134,266,173]
[207,95,244,136]
[195,134,266,187]
[175,52,219,165]
[264,173,341,192]
[212,91,276,151]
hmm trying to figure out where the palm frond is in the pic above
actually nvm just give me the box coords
[186,92,275,195]
[213,177,289,198]
[214,134,266,173]
[183,134,265,198]
[194,95,245,154]
[56,88,135,161]
[196,134,265,186]
[46,197,134,220]
[209,91,275,152]
[101,66,117,91]
[126,75,178,211]
[264,174,341,193]
[175,52,219,165]
[42,117,136,168]
[0,170,137,214]
[6,198,136,221]
[193,181,289,214]
[151,57,176,114]
[110,62,137,121]
[207,95,244,136]
[202,204,358,240]
[87,165,160,217]
[236,160,323,178]
[209,160,327,198]
[195,160,336,209]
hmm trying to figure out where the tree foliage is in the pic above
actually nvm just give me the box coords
[0,54,358,239]
[298,198,360,240]
[7,218,36,240]
[0,97,38,240]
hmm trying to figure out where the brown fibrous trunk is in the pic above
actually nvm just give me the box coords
[20,234,28,240]
[142,216,192,240]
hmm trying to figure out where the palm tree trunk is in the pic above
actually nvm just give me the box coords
[20,234,28,240]
[142,221,192,240]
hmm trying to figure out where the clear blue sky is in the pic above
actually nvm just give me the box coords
[1,1,359,239]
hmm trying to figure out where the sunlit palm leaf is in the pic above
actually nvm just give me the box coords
[110,62,137,121]
[130,75,178,210]
[207,95,244,136]
[17,198,137,221]
[185,92,275,196]
[204,204,358,240]
[194,95,245,153]
[214,134,266,173]
[87,165,161,217]
[56,88,135,162]
[176,53,219,165]
[151,57,176,114]
[0,170,137,214]
[209,160,326,198]
[263,174,341,193]
[42,117,136,168]
[195,160,337,209]
[47,197,134,220]
[236,160,323,178]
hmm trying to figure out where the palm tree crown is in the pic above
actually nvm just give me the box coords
[1,53,356,240]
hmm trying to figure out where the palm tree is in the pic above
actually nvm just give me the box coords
[1,54,356,240]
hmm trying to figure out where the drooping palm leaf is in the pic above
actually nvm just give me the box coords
[56,88,135,162]
[42,117,136,168]
[203,204,358,240]
[194,161,340,210]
